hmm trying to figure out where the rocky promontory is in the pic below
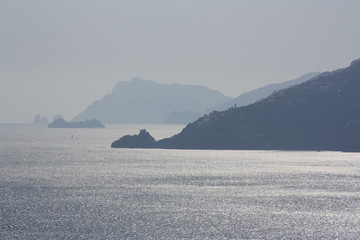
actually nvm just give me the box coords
[111,129,156,148]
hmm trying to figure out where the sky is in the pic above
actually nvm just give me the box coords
[1,0,360,123]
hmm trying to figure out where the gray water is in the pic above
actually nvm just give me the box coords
[1,125,360,240]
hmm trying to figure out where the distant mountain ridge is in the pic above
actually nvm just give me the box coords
[207,72,320,112]
[112,58,360,152]
[73,77,232,124]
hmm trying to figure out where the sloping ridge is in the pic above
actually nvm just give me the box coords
[112,59,360,152]
[207,72,319,112]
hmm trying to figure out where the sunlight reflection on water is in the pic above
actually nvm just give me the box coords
[1,125,360,239]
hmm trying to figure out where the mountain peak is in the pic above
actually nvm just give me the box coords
[73,77,231,124]
[131,77,147,82]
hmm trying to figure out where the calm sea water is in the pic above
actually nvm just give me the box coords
[1,124,360,239]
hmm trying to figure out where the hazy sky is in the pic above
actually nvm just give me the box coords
[1,0,360,123]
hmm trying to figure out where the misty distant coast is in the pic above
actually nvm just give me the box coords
[48,118,105,128]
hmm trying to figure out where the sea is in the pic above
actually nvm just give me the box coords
[1,124,360,240]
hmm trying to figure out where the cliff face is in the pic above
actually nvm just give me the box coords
[112,59,360,152]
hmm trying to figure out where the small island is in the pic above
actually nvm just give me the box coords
[48,118,105,128]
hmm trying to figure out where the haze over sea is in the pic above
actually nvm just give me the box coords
[1,124,360,239]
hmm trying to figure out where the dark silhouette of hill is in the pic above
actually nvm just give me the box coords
[48,118,105,128]
[165,73,319,124]
[112,59,360,152]
[207,72,319,112]
[73,77,231,124]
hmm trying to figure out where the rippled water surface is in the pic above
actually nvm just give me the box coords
[1,124,360,239]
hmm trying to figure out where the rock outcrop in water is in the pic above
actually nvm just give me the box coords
[48,118,105,128]
[33,114,49,125]
[111,129,156,148]
[112,58,360,152]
